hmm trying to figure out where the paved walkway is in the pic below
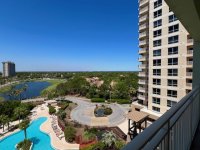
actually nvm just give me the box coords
[65,96,128,127]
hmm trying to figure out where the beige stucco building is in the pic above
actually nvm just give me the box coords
[137,0,193,114]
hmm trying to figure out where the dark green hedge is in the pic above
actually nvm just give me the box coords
[91,98,105,103]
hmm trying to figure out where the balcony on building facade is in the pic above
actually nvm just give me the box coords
[139,0,148,7]
[186,82,192,87]
[186,72,193,77]
[138,64,147,69]
[139,6,148,15]
[138,72,147,77]
[139,15,148,23]
[187,38,194,46]
[187,49,193,55]
[138,87,146,93]
[139,32,147,39]
[139,23,148,31]
[138,56,147,62]
[138,48,148,54]
[137,94,146,101]
[187,61,193,66]
[139,40,147,47]
[138,80,147,85]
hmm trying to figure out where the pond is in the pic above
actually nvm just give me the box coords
[0,81,51,100]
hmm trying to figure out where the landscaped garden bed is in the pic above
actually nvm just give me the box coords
[94,104,112,117]
[55,99,125,149]
[16,139,32,150]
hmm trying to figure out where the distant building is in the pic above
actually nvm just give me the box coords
[2,61,16,77]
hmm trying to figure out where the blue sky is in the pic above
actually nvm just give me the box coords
[0,0,139,72]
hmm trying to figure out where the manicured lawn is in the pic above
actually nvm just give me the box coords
[40,79,66,96]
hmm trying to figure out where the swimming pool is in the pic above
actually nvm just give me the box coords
[0,117,54,150]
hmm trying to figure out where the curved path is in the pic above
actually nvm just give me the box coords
[65,97,127,127]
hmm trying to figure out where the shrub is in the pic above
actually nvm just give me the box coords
[48,105,56,115]
[104,107,112,116]
[17,139,32,150]
[58,102,69,110]
[64,126,76,143]
[111,99,130,104]
[57,109,66,120]
[91,98,105,103]
[82,131,96,142]
[115,140,125,150]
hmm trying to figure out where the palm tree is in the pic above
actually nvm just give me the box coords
[102,131,116,148]
[5,116,10,131]
[0,115,9,132]
[14,106,28,123]
[19,119,30,140]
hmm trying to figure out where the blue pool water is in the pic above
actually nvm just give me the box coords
[0,117,54,150]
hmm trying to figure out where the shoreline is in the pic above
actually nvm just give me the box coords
[0,79,65,101]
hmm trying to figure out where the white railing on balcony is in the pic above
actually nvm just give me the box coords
[139,15,148,22]
[188,39,194,43]
[138,64,147,68]
[139,40,147,46]
[139,32,147,38]
[139,0,148,7]
[138,87,146,92]
[186,83,192,87]
[138,94,146,100]
[139,48,147,53]
[139,6,148,15]
[138,80,146,84]
[187,50,193,55]
[187,61,193,65]
[139,23,148,30]
[138,56,146,61]
[186,72,193,76]
[138,72,146,77]
[123,87,200,150]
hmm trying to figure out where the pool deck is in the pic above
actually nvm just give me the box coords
[0,102,79,150]
[31,103,79,150]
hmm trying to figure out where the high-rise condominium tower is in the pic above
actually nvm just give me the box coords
[2,61,16,77]
[138,0,193,114]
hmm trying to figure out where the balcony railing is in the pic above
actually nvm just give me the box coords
[187,39,194,43]
[139,15,148,23]
[139,40,147,47]
[139,32,147,38]
[139,48,147,54]
[186,72,193,77]
[186,83,192,87]
[187,50,193,55]
[138,80,146,84]
[138,64,147,69]
[123,86,200,150]
[138,87,146,92]
[139,0,148,7]
[138,94,146,100]
[139,6,148,15]
[138,72,147,77]
[138,56,147,61]
[187,61,193,65]
[139,23,148,31]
